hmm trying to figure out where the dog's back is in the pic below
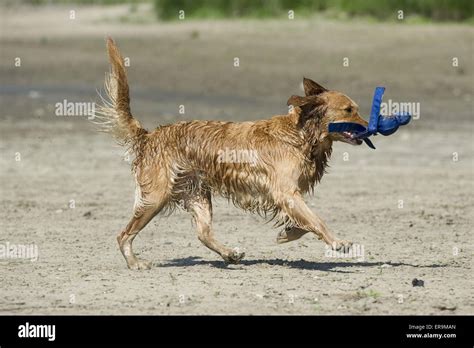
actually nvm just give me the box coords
[135,116,311,216]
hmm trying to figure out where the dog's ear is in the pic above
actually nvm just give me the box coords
[287,94,326,126]
[303,77,328,96]
[287,95,324,108]
[287,95,310,108]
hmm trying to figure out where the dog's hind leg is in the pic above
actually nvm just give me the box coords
[117,190,168,270]
[279,194,352,252]
[185,190,245,264]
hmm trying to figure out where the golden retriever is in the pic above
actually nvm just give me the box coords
[95,38,368,270]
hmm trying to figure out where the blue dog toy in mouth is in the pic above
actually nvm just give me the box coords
[328,87,411,149]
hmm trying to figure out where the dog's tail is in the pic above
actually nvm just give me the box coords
[95,37,147,148]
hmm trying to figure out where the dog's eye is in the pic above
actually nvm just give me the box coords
[345,107,352,113]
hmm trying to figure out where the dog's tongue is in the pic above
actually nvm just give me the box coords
[363,138,376,149]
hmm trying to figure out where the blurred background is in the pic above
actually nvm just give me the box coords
[6,0,474,21]
[0,1,472,315]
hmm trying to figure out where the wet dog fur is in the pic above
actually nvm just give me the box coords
[95,38,369,270]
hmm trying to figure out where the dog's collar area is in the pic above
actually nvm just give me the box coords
[328,86,411,150]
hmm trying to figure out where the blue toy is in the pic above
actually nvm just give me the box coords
[328,87,411,149]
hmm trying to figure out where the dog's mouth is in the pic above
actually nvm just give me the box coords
[341,131,363,145]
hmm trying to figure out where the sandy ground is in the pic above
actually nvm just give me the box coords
[0,4,473,314]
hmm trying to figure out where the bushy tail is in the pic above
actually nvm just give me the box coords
[94,37,146,147]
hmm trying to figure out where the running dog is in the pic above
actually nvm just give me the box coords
[96,38,368,270]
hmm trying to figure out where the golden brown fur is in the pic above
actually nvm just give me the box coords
[96,38,369,270]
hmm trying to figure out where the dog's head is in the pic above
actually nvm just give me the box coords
[287,78,368,146]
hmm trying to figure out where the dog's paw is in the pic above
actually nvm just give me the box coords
[128,259,152,270]
[331,240,353,253]
[223,248,245,264]
[276,229,289,244]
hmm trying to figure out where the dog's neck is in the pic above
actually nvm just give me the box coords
[289,109,333,186]
[289,109,333,157]
[304,119,332,170]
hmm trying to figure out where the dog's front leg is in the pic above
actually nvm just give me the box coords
[279,194,352,251]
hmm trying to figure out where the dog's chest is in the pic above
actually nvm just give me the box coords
[300,141,332,190]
